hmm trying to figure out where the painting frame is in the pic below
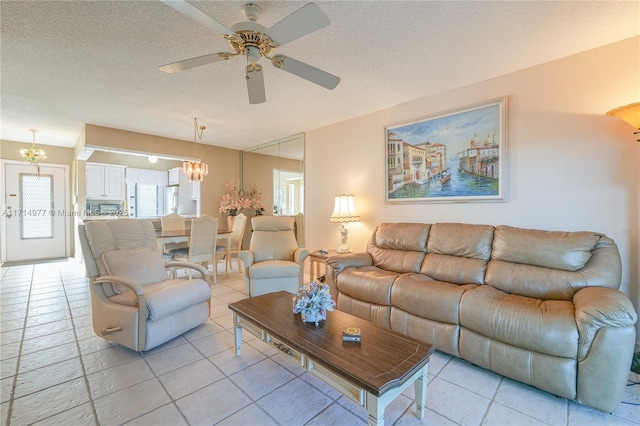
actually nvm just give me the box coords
[385,96,507,204]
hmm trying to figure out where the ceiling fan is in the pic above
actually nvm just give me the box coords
[159,1,340,104]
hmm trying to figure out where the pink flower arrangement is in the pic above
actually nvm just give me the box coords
[246,184,267,214]
[218,181,244,215]
[219,182,268,215]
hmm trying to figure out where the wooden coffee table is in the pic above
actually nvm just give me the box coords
[228,291,434,426]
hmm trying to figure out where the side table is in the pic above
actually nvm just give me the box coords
[308,249,337,281]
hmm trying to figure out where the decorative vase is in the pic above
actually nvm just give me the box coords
[227,215,235,231]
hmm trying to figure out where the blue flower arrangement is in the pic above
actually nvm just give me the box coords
[293,280,336,325]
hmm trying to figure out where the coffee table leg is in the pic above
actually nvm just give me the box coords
[414,364,428,420]
[233,314,242,357]
[366,393,384,426]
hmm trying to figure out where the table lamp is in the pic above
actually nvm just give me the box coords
[330,194,360,253]
[606,102,640,141]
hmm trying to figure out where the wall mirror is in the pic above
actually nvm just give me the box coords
[241,133,304,247]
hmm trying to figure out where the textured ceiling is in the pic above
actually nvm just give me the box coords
[1,1,638,152]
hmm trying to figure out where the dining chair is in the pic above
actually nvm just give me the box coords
[173,214,219,284]
[216,212,247,272]
[160,213,188,256]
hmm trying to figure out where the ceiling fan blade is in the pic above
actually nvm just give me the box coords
[161,0,233,35]
[267,3,330,47]
[271,55,340,90]
[246,63,266,104]
[159,53,227,73]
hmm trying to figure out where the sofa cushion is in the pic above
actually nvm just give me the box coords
[85,219,159,278]
[250,216,297,262]
[101,247,168,294]
[247,260,300,279]
[391,273,476,324]
[367,223,429,274]
[109,278,210,322]
[420,223,494,285]
[337,266,397,306]
[427,223,494,260]
[459,285,578,358]
[337,293,392,330]
[492,226,599,271]
[375,223,430,251]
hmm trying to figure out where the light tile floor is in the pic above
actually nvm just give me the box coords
[1,259,639,425]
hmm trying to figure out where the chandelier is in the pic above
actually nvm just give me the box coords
[182,118,208,182]
[20,129,47,166]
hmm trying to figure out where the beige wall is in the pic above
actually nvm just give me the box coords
[305,36,640,343]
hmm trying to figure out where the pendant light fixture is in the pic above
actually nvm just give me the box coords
[182,117,208,182]
[20,129,47,167]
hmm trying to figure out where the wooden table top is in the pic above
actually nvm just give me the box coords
[228,291,434,396]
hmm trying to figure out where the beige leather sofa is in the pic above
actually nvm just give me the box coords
[325,222,637,412]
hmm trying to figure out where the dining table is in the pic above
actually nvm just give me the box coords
[155,228,232,277]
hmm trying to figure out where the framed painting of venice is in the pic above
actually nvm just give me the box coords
[385,97,507,203]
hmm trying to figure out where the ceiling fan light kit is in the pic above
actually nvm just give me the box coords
[159,1,340,104]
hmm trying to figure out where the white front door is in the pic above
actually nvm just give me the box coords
[2,162,68,262]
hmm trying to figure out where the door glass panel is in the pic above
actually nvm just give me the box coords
[20,173,53,239]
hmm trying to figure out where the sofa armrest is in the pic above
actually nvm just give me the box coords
[574,286,637,360]
[326,252,373,274]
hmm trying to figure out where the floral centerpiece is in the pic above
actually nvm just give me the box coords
[219,182,269,217]
[218,181,245,216]
[245,184,268,216]
[293,280,336,325]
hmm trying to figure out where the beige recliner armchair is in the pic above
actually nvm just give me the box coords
[78,218,211,352]
[238,216,309,297]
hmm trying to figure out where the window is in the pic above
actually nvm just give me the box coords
[135,184,159,218]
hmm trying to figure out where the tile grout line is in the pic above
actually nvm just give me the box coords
[4,265,34,426]
[60,266,101,425]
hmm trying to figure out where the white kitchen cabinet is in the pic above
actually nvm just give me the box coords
[168,167,181,186]
[191,180,200,200]
[86,163,125,200]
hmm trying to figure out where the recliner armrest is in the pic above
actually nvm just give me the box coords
[238,250,254,270]
[294,248,309,265]
[95,275,145,296]
[574,286,637,360]
[326,252,373,274]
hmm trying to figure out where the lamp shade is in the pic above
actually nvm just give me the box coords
[330,194,360,223]
[606,102,640,129]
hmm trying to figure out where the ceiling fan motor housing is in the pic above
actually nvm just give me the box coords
[242,3,261,22]
[228,22,277,59]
